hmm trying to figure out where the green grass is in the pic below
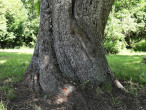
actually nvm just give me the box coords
[0,50,32,101]
[0,49,145,108]
[0,101,7,110]
[107,55,146,85]
[0,51,32,82]
[0,85,15,100]
[0,49,145,87]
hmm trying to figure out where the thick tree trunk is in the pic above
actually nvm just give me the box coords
[23,0,126,109]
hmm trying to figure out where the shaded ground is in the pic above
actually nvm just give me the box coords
[0,81,146,110]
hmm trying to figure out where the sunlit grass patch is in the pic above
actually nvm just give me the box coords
[0,60,6,64]
[106,55,146,85]
[0,47,34,54]
[118,49,146,55]
[0,48,146,93]
[0,51,32,82]
[0,101,7,110]
[0,50,33,102]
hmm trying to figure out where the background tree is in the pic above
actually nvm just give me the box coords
[23,0,126,109]
[0,0,39,48]
[0,0,145,52]
[104,0,146,53]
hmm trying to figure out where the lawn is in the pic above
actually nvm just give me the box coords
[0,49,146,109]
[0,50,32,83]
[0,49,146,86]
[107,55,146,85]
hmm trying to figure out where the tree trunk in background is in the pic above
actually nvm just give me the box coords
[23,0,116,109]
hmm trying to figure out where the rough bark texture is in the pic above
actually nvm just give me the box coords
[23,0,116,109]
[53,0,114,84]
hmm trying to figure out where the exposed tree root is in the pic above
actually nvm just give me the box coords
[114,79,128,92]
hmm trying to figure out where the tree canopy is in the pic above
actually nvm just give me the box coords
[0,0,145,52]
[0,0,39,48]
[104,0,146,53]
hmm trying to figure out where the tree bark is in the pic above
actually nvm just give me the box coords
[23,0,124,109]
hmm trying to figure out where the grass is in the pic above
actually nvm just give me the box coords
[118,48,146,55]
[0,48,145,110]
[107,55,146,85]
[0,101,7,110]
[0,86,15,100]
[0,49,32,101]
[0,49,145,95]
[0,50,32,82]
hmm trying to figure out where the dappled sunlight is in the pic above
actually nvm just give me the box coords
[41,55,50,69]
[124,61,141,65]
[3,78,12,84]
[55,95,68,104]
[17,60,30,66]
[0,51,32,80]
[0,101,7,110]
[124,62,133,65]
[55,84,76,104]
[0,60,6,64]
[133,61,141,64]
[118,49,146,55]
[0,49,34,54]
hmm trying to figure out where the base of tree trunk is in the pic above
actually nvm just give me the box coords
[23,73,127,110]
[1,81,144,110]
[22,0,128,109]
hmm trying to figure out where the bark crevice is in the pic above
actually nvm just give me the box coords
[24,0,116,91]
[22,0,127,109]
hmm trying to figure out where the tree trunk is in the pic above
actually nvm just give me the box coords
[23,0,122,109]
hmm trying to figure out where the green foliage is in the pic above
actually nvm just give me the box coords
[21,0,41,16]
[0,1,7,34]
[23,17,40,47]
[104,0,146,53]
[0,0,145,51]
[134,41,146,51]
[0,0,39,48]
[104,6,126,54]
[104,38,120,54]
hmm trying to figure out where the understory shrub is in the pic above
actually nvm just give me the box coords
[0,0,39,48]
[134,41,146,52]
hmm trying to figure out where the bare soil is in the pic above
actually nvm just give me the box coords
[0,82,146,110]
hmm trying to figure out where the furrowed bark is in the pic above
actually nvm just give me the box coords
[23,0,127,109]
[24,0,115,92]
[52,0,115,85]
